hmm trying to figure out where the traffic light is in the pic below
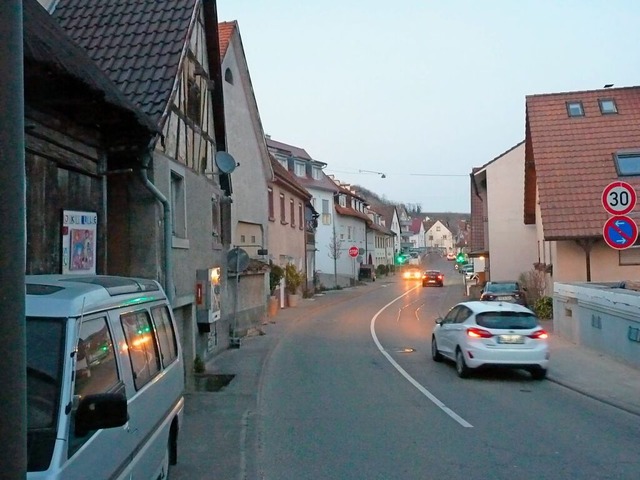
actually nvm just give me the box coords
[456,252,465,263]
[396,253,407,265]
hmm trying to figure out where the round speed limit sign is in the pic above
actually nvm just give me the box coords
[602,181,637,216]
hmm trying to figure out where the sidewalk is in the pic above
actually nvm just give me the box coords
[171,282,640,478]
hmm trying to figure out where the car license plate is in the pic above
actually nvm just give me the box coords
[498,334,524,344]
[498,295,513,301]
[428,280,435,283]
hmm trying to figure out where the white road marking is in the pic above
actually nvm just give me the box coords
[370,287,474,428]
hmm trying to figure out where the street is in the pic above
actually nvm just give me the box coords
[173,254,640,480]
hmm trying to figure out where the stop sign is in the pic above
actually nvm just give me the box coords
[348,246,359,258]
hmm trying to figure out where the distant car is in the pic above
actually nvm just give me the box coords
[480,281,527,306]
[431,301,549,379]
[459,264,474,279]
[402,267,423,281]
[422,270,444,287]
[446,252,455,261]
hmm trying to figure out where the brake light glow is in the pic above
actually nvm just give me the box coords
[529,330,548,339]
[467,327,493,338]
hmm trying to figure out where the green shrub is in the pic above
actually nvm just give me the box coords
[376,264,386,276]
[533,296,553,319]
[194,355,205,374]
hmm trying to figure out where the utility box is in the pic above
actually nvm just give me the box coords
[196,267,221,332]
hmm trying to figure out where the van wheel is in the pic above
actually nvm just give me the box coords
[169,421,178,465]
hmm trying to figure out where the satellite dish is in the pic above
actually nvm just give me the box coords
[215,151,237,174]
[227,247,250,273]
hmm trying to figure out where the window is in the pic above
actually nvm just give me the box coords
[312,166,322,180]
[339,195,346,207]
[614,152,640,176]
[294,161,305,177]
[599,98,617,114]
[171,171,187,239]
[151,306,178,367]
[121,310,161,390]
[290,199,295,228]
[298,203,304,230]
[241,235,246,243]
[280,193,286,223]
[322,199,331,225]
[186,78,202,125]
[566,101,584,117]
[69,317,120,456]
[251,235,256,243]
[620,238,640,265]
[348,226,353,240]
[436,226,441,232]
[211,195,221,243]
[268,188,275,220]
[224,67,233,84]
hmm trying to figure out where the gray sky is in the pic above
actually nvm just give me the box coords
[218,0,640,213]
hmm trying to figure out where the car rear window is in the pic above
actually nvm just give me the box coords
[487,283,518,292]
[476,311,538,329]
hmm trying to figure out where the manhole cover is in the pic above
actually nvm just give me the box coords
[193,374,235,392]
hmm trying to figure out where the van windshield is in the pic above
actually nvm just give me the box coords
[27,316,66,472]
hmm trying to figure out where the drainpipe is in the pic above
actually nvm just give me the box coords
[140,152,175,304]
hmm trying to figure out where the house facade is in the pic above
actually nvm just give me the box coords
[219,21,273,329]
[267,156,312,300]
[472,141,537,281]
[408,217,427,249]
[525,86,640,287]
[53,0,233,381]
[425,219,455,254]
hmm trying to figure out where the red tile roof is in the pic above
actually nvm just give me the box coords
[218,21,236,59]
[335,205,371,223]
[525,86,640,240]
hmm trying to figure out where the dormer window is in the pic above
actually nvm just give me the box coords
[566,101,584,117]
[294,161,305,177]
[339,195,346,207]
[614,151,640,176]
[599,98,618,114]
[312,166,322,180]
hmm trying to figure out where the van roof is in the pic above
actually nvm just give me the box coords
[25,275,166,318]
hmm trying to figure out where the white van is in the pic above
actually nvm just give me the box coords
[26,275,184,479]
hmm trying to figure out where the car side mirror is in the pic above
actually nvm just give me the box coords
[435,318,443,325]
[75,392,128,437]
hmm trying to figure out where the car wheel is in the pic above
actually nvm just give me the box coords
[431,337,443,362]
[455,348,470,378]
[530,367,547,380]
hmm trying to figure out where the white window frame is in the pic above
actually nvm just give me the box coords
[171,167,189,248]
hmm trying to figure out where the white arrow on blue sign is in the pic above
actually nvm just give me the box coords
[603,215,639,250]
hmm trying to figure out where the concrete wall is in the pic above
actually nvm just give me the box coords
[554,282,640,368]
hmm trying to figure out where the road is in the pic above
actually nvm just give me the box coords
[256,254,640,479]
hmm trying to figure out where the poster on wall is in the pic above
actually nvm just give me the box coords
[62,210,98,275]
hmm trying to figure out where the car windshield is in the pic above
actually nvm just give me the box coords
[27,316,66,472]
[487,283,518,292]
[476,311,538,329]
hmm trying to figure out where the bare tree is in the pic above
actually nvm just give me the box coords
[327,234,344,287]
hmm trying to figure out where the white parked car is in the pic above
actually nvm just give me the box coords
[431,301,549,379]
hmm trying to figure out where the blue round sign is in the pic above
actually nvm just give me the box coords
[603,215,638,250]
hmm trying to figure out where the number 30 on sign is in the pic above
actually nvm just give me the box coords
[601,181,637,216]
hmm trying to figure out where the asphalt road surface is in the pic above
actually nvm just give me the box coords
[257,255,640,479]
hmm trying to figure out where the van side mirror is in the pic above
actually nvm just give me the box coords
[75,393,127,437]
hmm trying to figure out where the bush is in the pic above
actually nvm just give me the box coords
[269,263,285,296]
[193,355,205,374]
[284,263,303,295]
[533,296,553,319]
[376,264,387,276]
